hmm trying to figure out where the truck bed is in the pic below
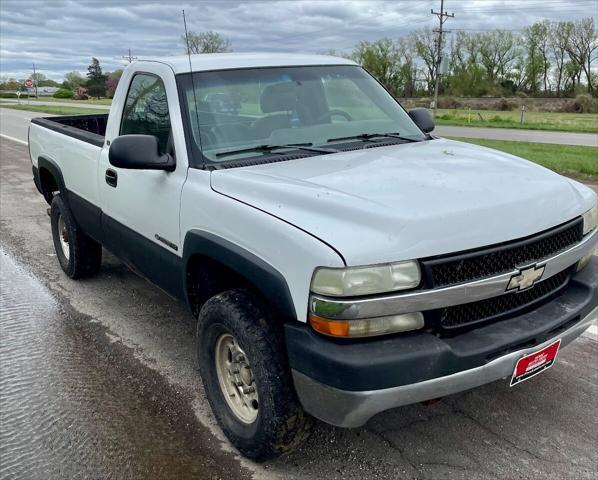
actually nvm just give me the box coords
[31,113,108,147]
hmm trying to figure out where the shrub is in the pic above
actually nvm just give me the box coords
[571,94,596,113]
[53,88,74,99]
[0,92,33,98]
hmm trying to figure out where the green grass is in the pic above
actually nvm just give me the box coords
[0,103,104,116]
[451,137,598,183]
[26,97,113,105]
[436,109,598,134]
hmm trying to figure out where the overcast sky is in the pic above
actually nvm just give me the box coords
[1,0,596,81]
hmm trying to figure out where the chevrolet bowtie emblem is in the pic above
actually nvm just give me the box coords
[507,265,545,292]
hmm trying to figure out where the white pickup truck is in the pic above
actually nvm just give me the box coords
[29,53,597,460]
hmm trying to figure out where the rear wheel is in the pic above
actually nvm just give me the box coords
[50,194,102,279]
[196,289,313,460]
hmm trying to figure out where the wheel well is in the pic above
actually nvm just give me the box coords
[186,255,254,317]
[39,167,59,204]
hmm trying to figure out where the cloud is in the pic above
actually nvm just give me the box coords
[0,0,595,80]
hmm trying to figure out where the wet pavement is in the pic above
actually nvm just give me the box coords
[1,137,597,480]
[0,250,252,480]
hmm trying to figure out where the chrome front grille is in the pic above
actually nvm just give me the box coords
[421,218,583,288]
[420,218,584,332]
[432,268,572,330]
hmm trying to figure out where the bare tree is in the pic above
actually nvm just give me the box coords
[523,24,545,95]
[525,21,551,92]
[182,31,232,54]
[550,21,573,95]
[566,18,597,93]
[449,31,480,72]
[412,28,442,94]
[352,38,403,94]
[478,31,519,83]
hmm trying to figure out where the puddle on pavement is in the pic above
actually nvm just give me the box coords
[0,249,252,479]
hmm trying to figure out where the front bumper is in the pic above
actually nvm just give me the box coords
[286,257,597,428]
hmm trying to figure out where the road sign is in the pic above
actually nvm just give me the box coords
[24,79,33,88]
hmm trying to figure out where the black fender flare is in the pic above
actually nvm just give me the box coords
[37,156,68,204]
[183,230,297,321]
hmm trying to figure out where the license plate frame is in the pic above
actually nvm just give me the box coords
[510,339,561,387]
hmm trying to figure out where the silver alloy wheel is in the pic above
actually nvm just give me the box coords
[57,213,70,260]
[215,333,259,424]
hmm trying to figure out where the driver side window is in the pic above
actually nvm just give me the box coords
[121,74,172,154]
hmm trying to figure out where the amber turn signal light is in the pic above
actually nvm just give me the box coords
[308,314,350,337]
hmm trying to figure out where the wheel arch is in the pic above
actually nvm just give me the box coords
[183,230,297,322]
[37,156,67,205]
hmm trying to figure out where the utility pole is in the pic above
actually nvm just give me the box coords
[32,62,38,98]
[122,49,137,63]
[431,0,454,117]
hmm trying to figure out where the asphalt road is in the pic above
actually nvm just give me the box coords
[1,135,597,479]
[434,125,598,147]
[0,108,46,144]
[1,106,597,147]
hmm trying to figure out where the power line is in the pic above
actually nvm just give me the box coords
[431,0,453,118]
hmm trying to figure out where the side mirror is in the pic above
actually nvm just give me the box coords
[109,135,175,171]
[408,108,435,133]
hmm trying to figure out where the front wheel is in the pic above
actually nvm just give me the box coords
[196,289,313,460]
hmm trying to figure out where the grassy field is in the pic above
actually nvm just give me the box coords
[451,137,598,183]
[0,103,105,115]
[22,97,113,105]
[436,109,598,134]
[2,99,597,134]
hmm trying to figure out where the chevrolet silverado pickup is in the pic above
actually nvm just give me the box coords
[29,53,597,460]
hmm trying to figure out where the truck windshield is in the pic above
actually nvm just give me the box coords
[178,65,426,164]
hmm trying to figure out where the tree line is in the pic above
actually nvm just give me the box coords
[179,21,596,99]
[2,18,595,100]
[183,20,597,99]
[0,57,122,99]
[348,18,597,98]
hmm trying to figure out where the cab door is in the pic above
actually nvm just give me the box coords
[98,63,189,299]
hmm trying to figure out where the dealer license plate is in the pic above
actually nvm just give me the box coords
[510,339,561,387]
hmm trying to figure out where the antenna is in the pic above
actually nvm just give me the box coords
[183,9,203,153]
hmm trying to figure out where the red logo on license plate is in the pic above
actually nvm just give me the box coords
[510,339,561,387]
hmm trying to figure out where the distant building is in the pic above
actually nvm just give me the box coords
[26,86,59,96]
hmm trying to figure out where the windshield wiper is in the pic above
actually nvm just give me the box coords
[215,143,338,158]
[326,132,420,144]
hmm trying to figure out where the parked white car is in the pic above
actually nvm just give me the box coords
[28,53,597,459]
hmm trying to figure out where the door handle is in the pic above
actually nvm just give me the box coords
[105,169,118,188]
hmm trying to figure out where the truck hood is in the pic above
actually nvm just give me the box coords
[211,138,596,265]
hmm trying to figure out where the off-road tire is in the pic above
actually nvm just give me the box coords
[196,289,313,460]
[50,194,102,279]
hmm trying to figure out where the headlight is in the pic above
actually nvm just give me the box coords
[311,261,421,297]
[582,204,598,235]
